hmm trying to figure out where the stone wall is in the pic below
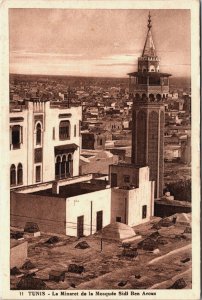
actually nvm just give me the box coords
[154,202,191,218]
[11,192,66,234]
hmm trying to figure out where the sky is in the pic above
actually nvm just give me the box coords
[9,9,191,78]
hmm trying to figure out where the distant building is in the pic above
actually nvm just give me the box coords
[80,150,118,175]
[107,148,127,162]
[164,145,181,162]
[165,125,191,136]
[102,118,123,131]
[181,135,191,165]
[81,132,106,150]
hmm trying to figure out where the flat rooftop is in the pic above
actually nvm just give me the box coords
[30,181,107,198]
[110,162,147,169]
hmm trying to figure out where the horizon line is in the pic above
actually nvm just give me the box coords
[9,73,191,80]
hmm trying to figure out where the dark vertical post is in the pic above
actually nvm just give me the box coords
[125,197,127,224]
[90,201,93,235]
[100,238,103,252]
[67,87,70,108]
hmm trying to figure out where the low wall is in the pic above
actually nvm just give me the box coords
[10,240,28,268]
[11,174,92,194]
[154,201,191,218]
[11,192,66,234]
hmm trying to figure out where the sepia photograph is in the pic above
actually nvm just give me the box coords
[0,1,200,299]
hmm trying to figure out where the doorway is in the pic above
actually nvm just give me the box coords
[77,215,84,238]
[96,211,103,231]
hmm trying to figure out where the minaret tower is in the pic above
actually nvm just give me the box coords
[128,13,171,198]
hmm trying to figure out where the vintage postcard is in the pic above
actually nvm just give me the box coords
[0,0,200,299]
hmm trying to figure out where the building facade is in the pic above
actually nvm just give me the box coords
[11,181,111,237]
[11,164,154,236]
[129,13,171,198]
[109,164,155,226]
[10,99,82,188]
[81,131,106,150]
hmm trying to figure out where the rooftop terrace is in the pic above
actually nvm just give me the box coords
[30,181,108,198]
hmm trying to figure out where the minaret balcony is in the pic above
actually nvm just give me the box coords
[129,84,169,94]
[131,93,167,106]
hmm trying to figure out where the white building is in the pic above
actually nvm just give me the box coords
[10,99,82,188]
[10,99,155,237]
[11,164,154,236]
[109,164,155,226]
[11,178,111,237]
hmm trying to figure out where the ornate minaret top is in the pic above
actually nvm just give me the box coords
[128,11,171,101]
[138,12,159,73]
[142,12,156,58]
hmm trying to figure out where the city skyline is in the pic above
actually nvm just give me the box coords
[9,9,190,78]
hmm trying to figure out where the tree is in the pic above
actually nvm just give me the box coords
[164,179,191,202]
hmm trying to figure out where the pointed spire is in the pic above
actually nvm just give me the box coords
[142,12,156,57]
[148,11,152,30]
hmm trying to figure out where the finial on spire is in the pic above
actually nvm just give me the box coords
[148,11,152,30]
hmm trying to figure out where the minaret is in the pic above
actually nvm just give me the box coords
[128,13,171,198]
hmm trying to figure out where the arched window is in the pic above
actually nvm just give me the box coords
[59,121,70,140]
[149,94,155,102]
[36,123,42,145]
[17,163,23,185]
[66,154,72,177]
[149,65,155,72]
[156,94,162,102]
[66,156,70,176]
[61,155,66,178]
[142,93,147,100]
[55,153,74,179]
[55,156,61,179]
[10,164,16,186]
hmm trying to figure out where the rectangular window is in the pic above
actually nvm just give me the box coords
[52,127,55,140]
[59,121,70,140]
[11,125,21,149]
[116,216,122,222]
[142,205,147,219]
[35,166,41,183]
[111,173,117,187]
[34,148,43,163]
[74,125,76,137]
[124,175,130,183]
